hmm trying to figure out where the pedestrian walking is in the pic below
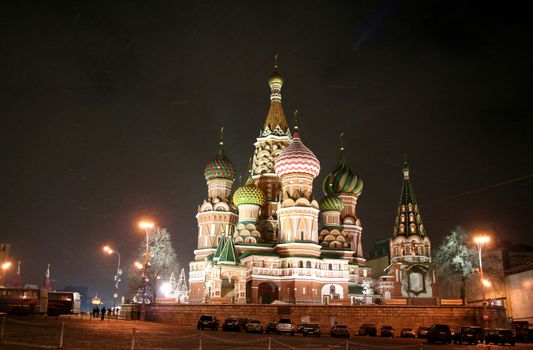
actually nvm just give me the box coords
[100,306,106,320]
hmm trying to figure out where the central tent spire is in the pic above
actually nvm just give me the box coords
[262,55,289,136]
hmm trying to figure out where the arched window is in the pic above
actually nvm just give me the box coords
[400,214,405,223]
[301,231,304,240]
[298,261,303,268]
[328,263,333,270]
[306,261,312,268]
[330,285,336,294]
[281,261,287,268]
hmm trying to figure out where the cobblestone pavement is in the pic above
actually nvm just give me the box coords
[0,317,532,350]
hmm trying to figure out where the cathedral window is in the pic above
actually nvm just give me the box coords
[400,214,405,223]
[328,263,333,270]
[281,261,287,268]
[410,224,416,234]
[399,224,405,234]
[409,213,415,222]
[306,261,312,268]
[298,261,303,268]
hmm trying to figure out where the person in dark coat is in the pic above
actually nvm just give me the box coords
[100,306,106,320]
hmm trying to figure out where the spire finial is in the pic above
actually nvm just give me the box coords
[274,53,278,69]
[219,126,224,146]
[403,155,410,179]
[247,157,253,177]
[339,132,345,151]
[293,109,299,137]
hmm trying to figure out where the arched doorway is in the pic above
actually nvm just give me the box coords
[221,277,236,301]
[258,282,279,304]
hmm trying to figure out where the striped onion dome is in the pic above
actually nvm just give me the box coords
[323,146,363,197]
[319,194,345,212]
[204,137,236,181]
[274,132,320,178]
[233,177,266,206]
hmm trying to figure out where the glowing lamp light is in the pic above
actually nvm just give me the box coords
[134,261,143,270]
[139,221,155,230]
[482,279,492,287]
[474,235,490,245]
[1,261,12,270]
[103,245,113,254]
[160,282,172,297]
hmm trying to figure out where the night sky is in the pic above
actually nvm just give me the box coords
[1,1,531,302]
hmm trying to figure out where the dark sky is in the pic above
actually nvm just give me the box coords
[1,1,531,302]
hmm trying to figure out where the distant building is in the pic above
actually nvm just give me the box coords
[463,243,533,321]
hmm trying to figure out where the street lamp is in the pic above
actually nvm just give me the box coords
[102,245,122,310]
[138,220,155,320]
[473,234,490,324]
[1,261,12,287]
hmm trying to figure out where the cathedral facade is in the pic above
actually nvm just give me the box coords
[188,66,369,305]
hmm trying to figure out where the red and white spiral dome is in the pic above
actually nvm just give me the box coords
[274,133,320,178]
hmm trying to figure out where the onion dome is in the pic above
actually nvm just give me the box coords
[319,195,345,212]
[323,141,363,197]
[233,177,266,207]
[268,66,283,86]
[274,130,320,178]
[204,128,236,181]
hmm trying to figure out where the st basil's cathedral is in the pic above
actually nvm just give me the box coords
[188,64,437,304]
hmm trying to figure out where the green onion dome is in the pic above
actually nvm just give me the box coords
[233,177,266,207]
[319,195,345,212]
[204,135,236,181]
[323,147,363,197]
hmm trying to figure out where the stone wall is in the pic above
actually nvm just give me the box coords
[121,303,508,332]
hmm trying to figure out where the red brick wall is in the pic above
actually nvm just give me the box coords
[122,303,507,333]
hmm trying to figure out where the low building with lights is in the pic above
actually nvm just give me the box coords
[189,65,369,304]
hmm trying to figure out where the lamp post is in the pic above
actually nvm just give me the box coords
[138,220,154,320]
[473,234,490,325]
[102,245,122,310]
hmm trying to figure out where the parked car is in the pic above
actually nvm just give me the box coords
[222,317,241,332]
[302,323,321,337]
[276,318,295,335]
[331,324,350,338]
[359,324,377,336]
[245,319,263,333]
[380,325,394,337]
[197,315,219,331]
[266,322,277,334]
[427,324,452,344]
[401,328,416,338]
[453,326,484,344]
[485,329,516,346]
[296,323,306,333]
[417,326,430,338]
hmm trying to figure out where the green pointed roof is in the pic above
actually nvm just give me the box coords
[323,143,363,197]
[217,235,240,265]
[213,235,227,261]
[393,161,427,237]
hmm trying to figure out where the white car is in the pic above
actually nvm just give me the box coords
[276,319,295,335]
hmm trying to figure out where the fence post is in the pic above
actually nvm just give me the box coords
[345,338,349,350]
[131,328,136,350]
[58,321,64,349]
[267,336,271,350]
[0,316,5,345]
[198,332,203,350]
